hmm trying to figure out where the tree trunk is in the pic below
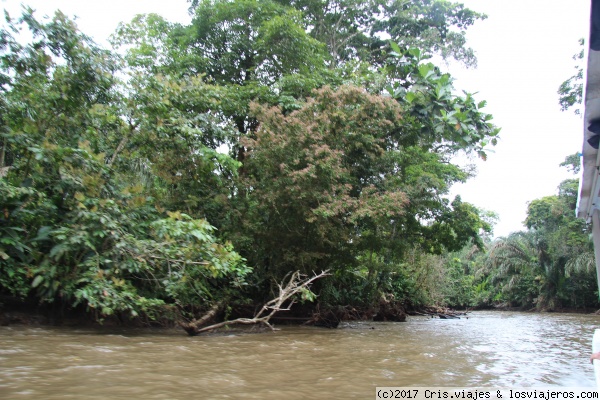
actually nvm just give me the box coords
[179,301,224,336]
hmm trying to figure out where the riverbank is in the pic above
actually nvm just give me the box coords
[2,292,598,333]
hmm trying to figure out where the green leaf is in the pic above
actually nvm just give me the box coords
[49,244,68,259]
[32,275,44,288]
[389,40,402,55]
[408,48,421,59]
[418,64,434,79]
[34,226,53,242]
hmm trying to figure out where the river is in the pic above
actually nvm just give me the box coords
[0,311,597,399]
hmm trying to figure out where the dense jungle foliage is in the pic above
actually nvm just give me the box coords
[433,155,598,311]
[0,0,595,325]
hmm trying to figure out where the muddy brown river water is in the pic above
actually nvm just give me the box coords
[0,311,597,399]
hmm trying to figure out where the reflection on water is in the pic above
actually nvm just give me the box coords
[0,311,597,399]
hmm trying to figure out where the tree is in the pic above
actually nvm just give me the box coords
[188,0,326,85]
[270,0,486,68]
[484,231,544,308]
[435,152,597,311]
[374,0,485,67]
[0,9,250,321]
[116,0,341,187]
[478,154,596,310]
[177,0,489,152]
[235,82,495,311]
[1,0,502,320]
[239,85,407,279]
[273,0,381,66]
[386,43,499,159]
[558,38,584,115]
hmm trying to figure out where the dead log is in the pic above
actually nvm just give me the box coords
[179,302,223,336]
[409,311,429,316]
[438,313,460,319]
[180,270,330,336]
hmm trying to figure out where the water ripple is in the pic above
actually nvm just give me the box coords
[0,311,596,399]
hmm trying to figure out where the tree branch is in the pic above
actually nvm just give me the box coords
[180,270,330,335]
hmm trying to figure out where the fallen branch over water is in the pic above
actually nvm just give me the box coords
[180,270,330,336]
[407,305,470,319]
[179,301,223,336]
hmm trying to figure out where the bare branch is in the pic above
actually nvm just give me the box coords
[180,270,330,335]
